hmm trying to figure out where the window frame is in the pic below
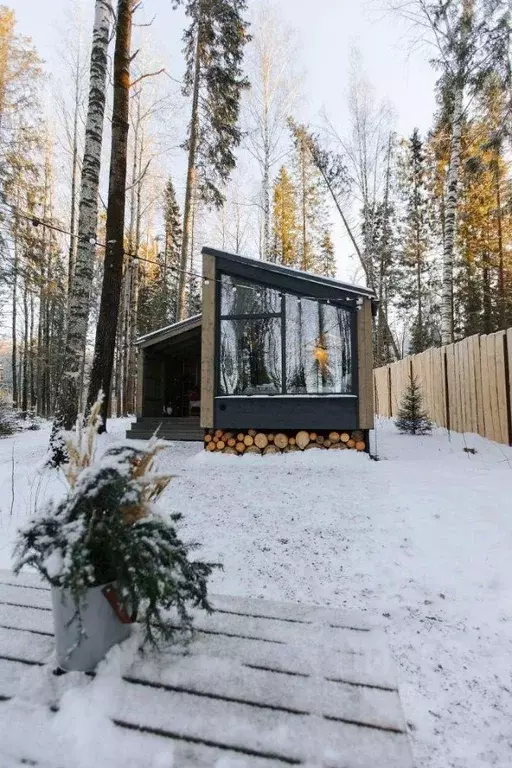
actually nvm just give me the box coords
[215,270,358,398]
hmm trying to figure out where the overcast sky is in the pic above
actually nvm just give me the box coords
[12,0,438,281]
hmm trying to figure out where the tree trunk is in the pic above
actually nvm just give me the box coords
[22,280,28,414]
[441,84,463,345]
[125,138,142,413]
[67,58,81,297]
[11,225,18,408]
[495,161,505,328]
[262,109,271,261]
[440,0,474,345]
[87,0,134,429]
[51,0,112,446]
[177,22,201,321]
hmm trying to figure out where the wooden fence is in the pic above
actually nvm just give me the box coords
[373,329,512,446]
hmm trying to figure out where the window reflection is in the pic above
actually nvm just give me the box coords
[219,318,282,395]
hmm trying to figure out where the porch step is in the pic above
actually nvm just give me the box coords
[127,417,203,442]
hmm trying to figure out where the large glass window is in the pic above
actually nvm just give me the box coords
[285,296,352,394]
[219,318,282,395]
[218,272,354,396]
[221,274,281,316]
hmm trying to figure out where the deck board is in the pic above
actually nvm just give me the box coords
[0,571,413,767]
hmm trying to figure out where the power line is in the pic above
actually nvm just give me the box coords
[0,200,364,308]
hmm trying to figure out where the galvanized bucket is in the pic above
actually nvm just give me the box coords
[51,582,133,671]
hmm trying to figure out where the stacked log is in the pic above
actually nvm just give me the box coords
[204,429,367,455]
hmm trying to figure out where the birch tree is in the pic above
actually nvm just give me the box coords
[87,0,135,428]
[245,1,302,260]
[51,0,112,459]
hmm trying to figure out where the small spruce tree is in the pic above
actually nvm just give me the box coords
[395,373,432,435]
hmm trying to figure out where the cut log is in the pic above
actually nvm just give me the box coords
[254,433,268,450]
[223,432,233,441]
[216,440,225,451]
[355,441,366,452]
[204,434,212,443]
[316,435,325,445]
[245,445,261,455]
[213,436,219,444]
[340,432,350,443]
[243,434,254,447]
[267,433,275,442]
[346,439,355,449]
[227,438,236,448]
[235,442,246,453]
[263,444,279,455]
[237,433,245,442]
[215,429,223,438]
[324,439,331,448]
[206,442,216,452]
[328,442,343,450]
[295,430,310,450]
[309,432,317,441]
[351,430,364,442]
[305,442,320,450]
[223,446,237,455]
[328,431,340,444]
[274,433,289,450]
[248,429,257,437]
[289,436,296,446]
[284,444,299,452]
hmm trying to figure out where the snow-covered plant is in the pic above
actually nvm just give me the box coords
[13,396,220,647]
[396,373,432,435]
[0,395,19,437]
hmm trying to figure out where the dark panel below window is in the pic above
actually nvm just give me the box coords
[214,396,358,431]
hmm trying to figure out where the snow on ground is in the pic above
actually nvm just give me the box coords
[1,418,512,767]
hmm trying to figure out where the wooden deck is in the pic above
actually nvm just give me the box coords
[0,571,413,767]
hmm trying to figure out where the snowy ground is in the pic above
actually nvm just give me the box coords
[1,418,512,767]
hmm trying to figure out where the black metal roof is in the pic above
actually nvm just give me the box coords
[202,246,376,299]
[136,314,201,348]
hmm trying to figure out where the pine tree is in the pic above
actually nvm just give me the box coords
[288,119,329,274]
[174,0,250,320]
[318,230,335,278]
[395,373,432,435]
[271,165,298,266]
[398,129,437,353]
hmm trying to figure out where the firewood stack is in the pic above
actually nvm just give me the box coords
[204,429,366,455]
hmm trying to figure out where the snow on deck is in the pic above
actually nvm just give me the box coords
[1,418,512,766]
[0,572,412,768]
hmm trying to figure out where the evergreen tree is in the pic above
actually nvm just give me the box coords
[163,178,182,324]
[395,373,432,435]
[318,230,336,278]
[288,119,329,274]
[174,0,250,320]
[271,165,298,266]
[398,129,438,353]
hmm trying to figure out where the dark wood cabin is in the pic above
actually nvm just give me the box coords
[127,247,376,452]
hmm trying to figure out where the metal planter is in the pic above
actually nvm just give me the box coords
[51,582,133,672]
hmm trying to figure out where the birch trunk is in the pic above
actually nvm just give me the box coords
[87,0,134,429]
[11,223,18,408]
[177,23,201,321]
[441,84,463,345]
[52,0,112,446]
[67,57,81,297]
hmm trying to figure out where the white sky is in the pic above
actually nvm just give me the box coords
[11,0,438,282]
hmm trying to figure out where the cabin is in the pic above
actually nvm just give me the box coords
[127,247,376,453]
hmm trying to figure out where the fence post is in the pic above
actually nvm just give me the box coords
[503,332,512,445]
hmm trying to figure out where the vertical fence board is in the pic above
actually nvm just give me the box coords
[494,331,508,445]
[445,344,456,432]
[481,336,495,441]
[471,335,484,435]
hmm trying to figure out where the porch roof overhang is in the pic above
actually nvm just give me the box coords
[136,314,202,350]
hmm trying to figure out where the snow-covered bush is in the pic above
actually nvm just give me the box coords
[13,397,220,647]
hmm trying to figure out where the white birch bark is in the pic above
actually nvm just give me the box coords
[440,84,463,345]
[52,0,113,443]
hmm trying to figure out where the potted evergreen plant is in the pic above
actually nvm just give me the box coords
[13,396,219,671]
